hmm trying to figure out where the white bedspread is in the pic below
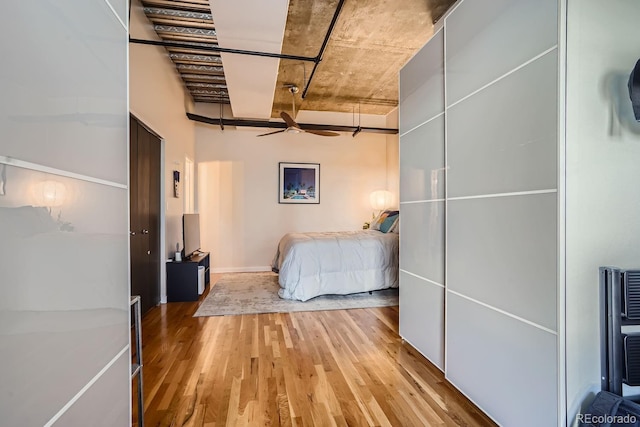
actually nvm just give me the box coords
[272,230,399,301]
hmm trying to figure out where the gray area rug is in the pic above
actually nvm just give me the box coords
[193,272,399,317]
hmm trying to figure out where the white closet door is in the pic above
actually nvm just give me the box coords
[444,0,559,424]
[0,1,130,425]
[399,0,559,424]
[399,30,446,370]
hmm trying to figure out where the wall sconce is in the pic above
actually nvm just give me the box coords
[370,190,393,217]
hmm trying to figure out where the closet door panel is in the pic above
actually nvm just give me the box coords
[448,193,557,331]
[399,271,444,369]
[0,0,129,425]
[0,166,129,427]
[399,30,444,134]
[446,293,558,427]
[445,0,557,106]
[399,201,444,285]
[0,1,128,185]
[137,125,152,313]
[447,52,558,198]
[400,115,445,202]
[399,24,447,391]
[51,351,129,426]
[130,118,161,315]
[147,131,161,309]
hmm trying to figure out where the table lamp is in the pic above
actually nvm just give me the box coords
[369,190,393,218]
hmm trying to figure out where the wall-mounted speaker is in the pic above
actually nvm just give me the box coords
[629,58,640,121]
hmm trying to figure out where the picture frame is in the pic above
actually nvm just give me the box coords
[279,162,320,204]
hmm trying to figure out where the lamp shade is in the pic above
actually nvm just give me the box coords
[370,190,393,210]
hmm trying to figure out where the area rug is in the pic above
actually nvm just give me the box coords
[193,272,399,317]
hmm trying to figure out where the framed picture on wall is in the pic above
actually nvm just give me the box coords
[279,162,320,204]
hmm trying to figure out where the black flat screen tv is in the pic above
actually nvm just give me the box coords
[182,213,201,259]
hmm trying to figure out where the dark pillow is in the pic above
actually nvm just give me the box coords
[380,214,399,233]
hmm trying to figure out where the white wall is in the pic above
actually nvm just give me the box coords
[129,0,195,256]
[194,103,392,271]
[565,0,640,423]
[386,108,400,204]
[129,0,198,300]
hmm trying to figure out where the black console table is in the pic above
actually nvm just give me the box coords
[166,252,210,302]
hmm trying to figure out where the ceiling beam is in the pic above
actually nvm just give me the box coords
[129,38,316,62]
[301,0,346,99]
[186,113,398,135]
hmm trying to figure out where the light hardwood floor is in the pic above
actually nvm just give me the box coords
[134,275,495,426]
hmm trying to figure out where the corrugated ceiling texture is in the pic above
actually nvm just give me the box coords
[142,0,230,103]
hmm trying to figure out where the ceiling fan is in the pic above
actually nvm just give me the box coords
[257,85,340,137]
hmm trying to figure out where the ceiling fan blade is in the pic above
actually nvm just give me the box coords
[280,111,300,129]
[303,129,340,137]
[256,129,286,137]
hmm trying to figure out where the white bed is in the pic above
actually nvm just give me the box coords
[271,229,399,301]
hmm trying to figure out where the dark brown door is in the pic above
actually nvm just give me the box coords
[130,115,161,315]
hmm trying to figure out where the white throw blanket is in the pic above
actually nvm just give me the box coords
[272,230,399,301]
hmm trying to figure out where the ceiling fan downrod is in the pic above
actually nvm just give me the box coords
[288,85,299,118]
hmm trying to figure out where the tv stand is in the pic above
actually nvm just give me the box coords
[166,252,210,302]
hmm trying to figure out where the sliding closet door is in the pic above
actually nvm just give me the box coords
[0,1,130,425]
[398,30,445,369]
[399,0,559,424]
[444,0,558,425]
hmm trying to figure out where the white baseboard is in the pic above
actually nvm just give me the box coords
[212,266,272,273]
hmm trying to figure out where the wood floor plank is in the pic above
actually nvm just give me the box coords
[133,279,496,427]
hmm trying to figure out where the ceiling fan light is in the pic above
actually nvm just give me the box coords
[285,127,301,134]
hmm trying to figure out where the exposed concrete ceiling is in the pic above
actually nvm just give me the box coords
[140,0,457,120]
[273,0,455,117]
